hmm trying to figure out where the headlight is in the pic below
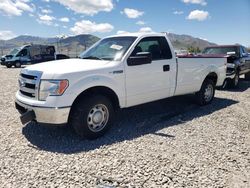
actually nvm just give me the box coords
[227,63,235,68]
[39,80,69,101]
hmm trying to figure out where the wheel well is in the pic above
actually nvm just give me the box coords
[71,86,120,110]
[205,72,218,85]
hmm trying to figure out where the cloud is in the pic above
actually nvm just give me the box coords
[116,30,130,35]
[59,17,69,22]
[173,11,184,15]
[41,8,52,14]
[53,0,113,16]
[139,27,153,33]
[37,14,55,25]
[117,27,154,34]
[70,20,114,34]
[136,21,145,25]
[0,30,16,40]
[187,10,209,21]
[121,8,144,19]
[0,0,34,16]
[182,0,207,6]
[199,37,208,41]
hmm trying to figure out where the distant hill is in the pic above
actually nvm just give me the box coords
[166,33,216,50]
[0,34,100,57]
[0,33,215,57]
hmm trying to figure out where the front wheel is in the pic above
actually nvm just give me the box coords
[228,72,240,88]
[6,64,12,68]
[70,95,114,139]
[196,79,215,106]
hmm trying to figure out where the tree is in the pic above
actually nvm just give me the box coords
[188,46,201,54]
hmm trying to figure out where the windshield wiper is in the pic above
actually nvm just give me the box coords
[82,56,104,60]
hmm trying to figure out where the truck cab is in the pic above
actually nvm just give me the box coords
[203,45,250,87]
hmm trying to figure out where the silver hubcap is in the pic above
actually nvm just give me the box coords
[87,104,109,132]
[204,84,213,102]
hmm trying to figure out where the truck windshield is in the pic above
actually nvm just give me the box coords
[203,47,238,55]
[9,48,20,55]
[80,37,136,61]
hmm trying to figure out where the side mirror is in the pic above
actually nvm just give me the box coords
[242,52,248,57]
[127,52,152,66]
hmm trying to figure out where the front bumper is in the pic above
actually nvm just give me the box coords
[15,99,71,125]
[226,68,236,79]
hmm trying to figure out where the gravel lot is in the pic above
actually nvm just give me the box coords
[0,65,249,188]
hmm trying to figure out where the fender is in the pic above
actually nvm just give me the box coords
[65,74,125,108]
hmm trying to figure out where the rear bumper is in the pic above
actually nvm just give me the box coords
[15,99,70,125]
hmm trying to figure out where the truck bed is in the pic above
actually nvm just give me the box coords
[174,55,227,96]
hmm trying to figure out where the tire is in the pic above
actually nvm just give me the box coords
[245,72,250,81]
[14,61,21,68]
[6,64,12,68]
[228,72,240,88]
[218,79,228,90]
[70,95,114,139]
[195,79,215,106]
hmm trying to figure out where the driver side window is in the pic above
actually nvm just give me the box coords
[131,37,172,61]
[131,38,161,60]
[18,49,28,57]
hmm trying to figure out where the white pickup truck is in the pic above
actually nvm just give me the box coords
[15,33,227,139]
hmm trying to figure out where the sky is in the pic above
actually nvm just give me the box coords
[0,0,249,47]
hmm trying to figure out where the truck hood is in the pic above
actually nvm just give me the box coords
[26,58,112,75]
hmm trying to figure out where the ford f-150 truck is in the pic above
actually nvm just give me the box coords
[15,33,227,139]
[203,45,250,88]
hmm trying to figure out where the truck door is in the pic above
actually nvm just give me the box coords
[125,36,176,107]
[242,46,250,71]
[18,48,30,64]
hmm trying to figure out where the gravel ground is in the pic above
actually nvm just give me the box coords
[0,65,249,188]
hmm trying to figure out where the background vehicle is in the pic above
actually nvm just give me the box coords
[1,48,20,65]
[203,45,250,88]
[15,33,226,139]
[2,45,55,68]
[175,49,188,56]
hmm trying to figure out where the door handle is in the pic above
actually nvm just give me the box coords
[163,65,170,72]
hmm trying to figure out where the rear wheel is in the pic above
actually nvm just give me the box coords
[14,61,21,68]
[196,79,215,106]
[228,72,239,88]
[70,95,114,139]
[6,64,12,68]
[245,72,250,81]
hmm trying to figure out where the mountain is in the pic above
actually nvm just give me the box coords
[0,33,215,57]
[166,33,216,50]
[0,34,100,57]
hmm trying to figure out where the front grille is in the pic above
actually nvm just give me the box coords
[18,70,42,100]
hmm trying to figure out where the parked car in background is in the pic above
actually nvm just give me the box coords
[203,45,250,88]
[1,48,20,65]
[1,45,56,68]
[175,49,188,56]
[15,32,227,139]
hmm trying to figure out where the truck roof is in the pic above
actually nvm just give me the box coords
[106,32,166,38]
[205,45,241,48]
